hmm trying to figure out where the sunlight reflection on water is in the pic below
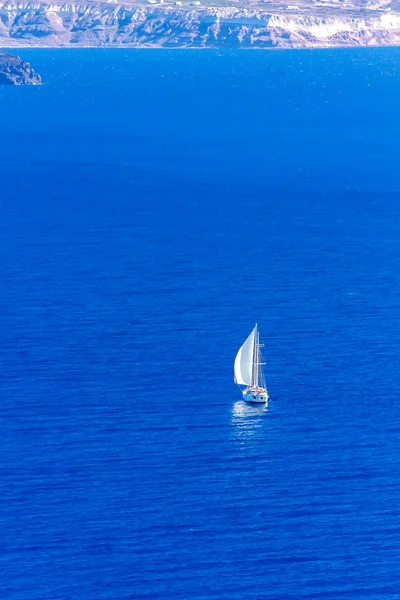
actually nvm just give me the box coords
[232,400,268,419]
[230,400,268,440]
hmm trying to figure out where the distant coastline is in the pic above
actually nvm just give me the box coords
[2,1,400,50]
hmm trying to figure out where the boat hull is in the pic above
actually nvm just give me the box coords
[242,388,268,403]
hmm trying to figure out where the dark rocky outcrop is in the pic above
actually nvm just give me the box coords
[0,51,41,85]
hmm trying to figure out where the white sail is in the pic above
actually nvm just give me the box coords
[234,326,256,386]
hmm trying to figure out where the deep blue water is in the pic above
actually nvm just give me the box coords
[2,48,400,599]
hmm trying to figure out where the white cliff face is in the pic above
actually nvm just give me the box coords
[1,1,400,47]
[269,12,400,36]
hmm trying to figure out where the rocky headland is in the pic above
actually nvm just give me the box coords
[0,51,41,83]
[1,0,400,48]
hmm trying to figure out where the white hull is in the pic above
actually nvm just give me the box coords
[243,388,268,403]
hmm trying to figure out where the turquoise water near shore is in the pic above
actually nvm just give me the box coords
[2,48,400,599]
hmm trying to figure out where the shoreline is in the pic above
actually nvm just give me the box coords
[3,44,400,50]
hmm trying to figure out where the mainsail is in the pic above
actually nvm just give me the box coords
[234,325,257,386]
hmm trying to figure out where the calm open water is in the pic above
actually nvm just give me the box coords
[1,48,400,599]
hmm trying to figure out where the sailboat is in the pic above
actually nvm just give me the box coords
[234,324,268,403]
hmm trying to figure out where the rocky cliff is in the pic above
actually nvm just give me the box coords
[1,0,400,48]
[0,50,41,83]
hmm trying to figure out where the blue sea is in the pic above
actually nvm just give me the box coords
[2,48,400,599]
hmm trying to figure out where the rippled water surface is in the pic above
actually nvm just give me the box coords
[2,49,400,599]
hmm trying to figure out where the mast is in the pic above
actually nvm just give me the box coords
[254,324,266,390]
[252,323,259,388]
